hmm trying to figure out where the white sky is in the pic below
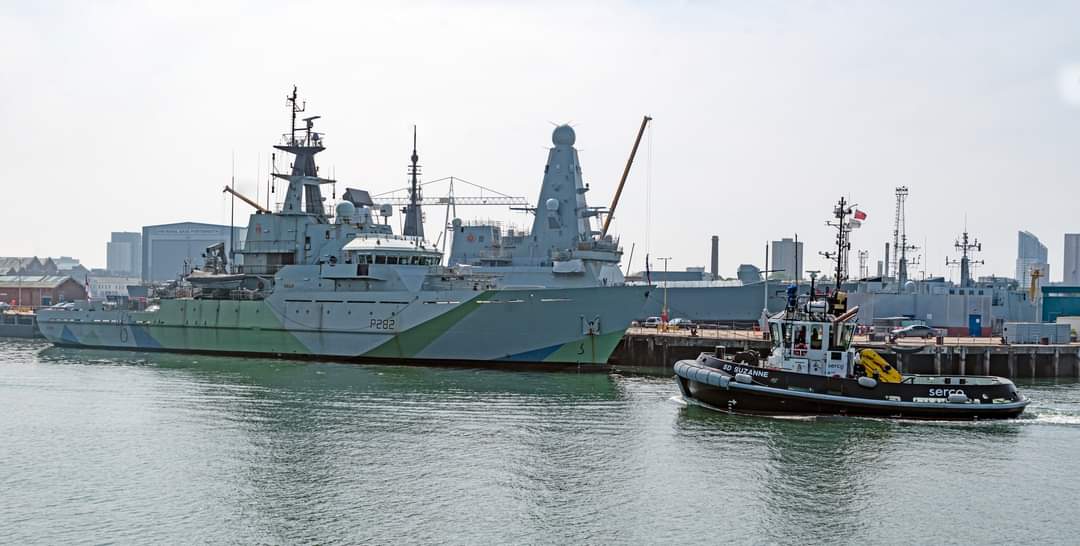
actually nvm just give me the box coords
[3,1,1079,280]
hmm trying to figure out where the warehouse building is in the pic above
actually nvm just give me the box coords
[141,222,245,282]
[0,275,87,307]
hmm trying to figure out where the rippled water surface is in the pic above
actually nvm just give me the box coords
[2,338,1079,544]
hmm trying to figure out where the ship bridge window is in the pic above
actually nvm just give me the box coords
[375,255,387,264]
[386,256,400,265]
[831,323,855,351]
[794,325,807,347]
[770,323,783,349]
[810,325,823,350]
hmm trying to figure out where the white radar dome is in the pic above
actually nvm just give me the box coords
[552,125,576,146]
[335,201,356,223]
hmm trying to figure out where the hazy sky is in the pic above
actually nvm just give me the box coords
[3,1,1079,280]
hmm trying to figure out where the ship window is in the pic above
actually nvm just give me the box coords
[770,323,782,348]
[810,325,823,350]
[794,325,807,347]
[375,255,387,264]
[831,323,855,350]
[387,256,399,265]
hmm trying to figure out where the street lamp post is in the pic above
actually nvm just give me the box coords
[657,257,671,329]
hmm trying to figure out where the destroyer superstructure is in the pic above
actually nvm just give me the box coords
[38,89,650,368]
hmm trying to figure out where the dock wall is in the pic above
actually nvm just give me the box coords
[610,330,1080,379]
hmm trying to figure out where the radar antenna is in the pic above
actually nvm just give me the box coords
[946,227,983,287]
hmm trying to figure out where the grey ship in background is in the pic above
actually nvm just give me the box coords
[567,187,1033,335]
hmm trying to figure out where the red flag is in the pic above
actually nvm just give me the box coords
[854,209,867,221]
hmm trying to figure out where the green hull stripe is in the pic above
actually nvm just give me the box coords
[541,330,626,364]
[363,293,487,359]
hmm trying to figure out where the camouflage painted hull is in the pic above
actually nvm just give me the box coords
[38,286,649,368]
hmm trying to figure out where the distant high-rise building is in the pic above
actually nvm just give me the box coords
[107,232,142,276]
[771,238,803,282]
[1065,233,1080,285]
[1015,230,1048,289]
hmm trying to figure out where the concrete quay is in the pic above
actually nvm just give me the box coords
[610,327,1080,379]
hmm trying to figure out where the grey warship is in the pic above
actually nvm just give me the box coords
[37,89,650,368]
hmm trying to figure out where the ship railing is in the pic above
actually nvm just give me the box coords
[471,250,514,261]
[279,133,327,148]
[628,321,769,340]
[236,265,284,276]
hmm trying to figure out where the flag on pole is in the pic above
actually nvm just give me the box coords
[854,209,867,221]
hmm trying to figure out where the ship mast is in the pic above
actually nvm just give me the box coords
[403,125,424,238]
[821,196,853,293]
[946,226,983,287]
[271,86,334,220]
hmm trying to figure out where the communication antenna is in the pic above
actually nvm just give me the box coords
[891,186,918,285]
[946,227,983,287]
[857,250,869,280]
[286,85,306,146]
[821,196,854,292]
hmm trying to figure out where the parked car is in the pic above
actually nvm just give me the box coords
[891,324,936,339]
[668,318,695,330]
[642,317,662,328]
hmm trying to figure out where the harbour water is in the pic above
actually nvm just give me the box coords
[2,338,1079,544]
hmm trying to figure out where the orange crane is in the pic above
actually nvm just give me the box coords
[1029,268,1043,300]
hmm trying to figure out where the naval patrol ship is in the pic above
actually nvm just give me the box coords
[37,89,650,369]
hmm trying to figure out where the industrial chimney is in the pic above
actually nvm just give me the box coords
[710,235,719,278]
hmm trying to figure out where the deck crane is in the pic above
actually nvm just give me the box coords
[223,186,271,214]
[600,115,652,239]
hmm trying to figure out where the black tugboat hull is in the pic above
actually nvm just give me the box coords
[674,357,1029,420]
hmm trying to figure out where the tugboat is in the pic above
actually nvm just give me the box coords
[674,198,1029,420]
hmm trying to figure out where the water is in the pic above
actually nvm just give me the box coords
[2,338,1079,545]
